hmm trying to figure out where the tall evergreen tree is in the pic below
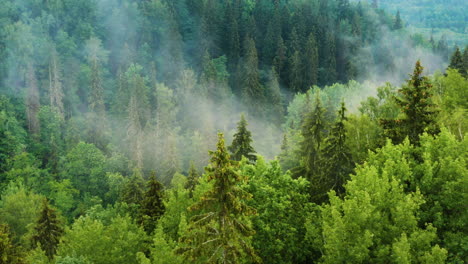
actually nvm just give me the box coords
[292,93,326,181]
[240,37,264,115]
[381,61,439,145]
[186,161,200,197]
[228,114,256,162]
[139,171,165,234]
[303,33,319,88]
[462,46,468,78]
[121,168,145,206]
[448,47,465,76]
[393,10,403,30]
[32,199,64,260]
[178,133,260,264]
[316,102,353,202]
[25,62,40,135]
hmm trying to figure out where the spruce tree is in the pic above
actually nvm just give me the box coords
[178,133,259,264]
[393,10,403,30]
[462,46,468,78]
[240,37,264,115]
[448,47,465,76]
[292,93,326,181]
[380,61,439,145]
[228,114,256,162]
[121,168,145,206]
[317,102,353,202]
[303,33,319,88]
[32,199,64,260]
[186,161,200,197]
[139,171,165,234]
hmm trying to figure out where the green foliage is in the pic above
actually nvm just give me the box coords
[178,133,259,263]
[0,183,43,243]
[57,215,147,264]
[62,142,107,198]
[0,224,23,264]
[139,171,165,234]
[228,114,256,162]
[243,158,313,263]
[381,61,440,145]
[32,199,64,260]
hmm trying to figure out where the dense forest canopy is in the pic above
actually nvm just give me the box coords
[0,0,467,263]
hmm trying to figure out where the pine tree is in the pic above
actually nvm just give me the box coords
[394,10,403,30]
[186,161,200,197]
[317,102,353,202]
[448,47,465,76]
[267,67,284,126]
[139,171,165,234]
[380,61,439,145]
[240,37,264,115]
[289,50,303,92]
[32,199,64,260]
[292,93,326,181]
[178,133,260,263]
[228,114,256,162]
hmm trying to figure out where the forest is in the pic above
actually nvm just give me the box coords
[0,0,467,263]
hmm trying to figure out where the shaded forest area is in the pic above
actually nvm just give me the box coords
[0,0,467,263]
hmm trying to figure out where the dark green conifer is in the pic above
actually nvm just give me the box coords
[448,47,465,76]
[303,33,319,87]
[317,102,353,202]
[32,199,64,260]
[121,168,145,206]
[228,114,256,162]
[292,93,326,181]
[463,46,468,77]
[240,37,264,115]
[178,133,259,263]
[380,61,439,145]
[139,171,165,234]
[186,161,200,197]
[394,10,403,30]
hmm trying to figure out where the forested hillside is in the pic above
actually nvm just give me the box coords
[0,0,467,263]
[358,0,468,47]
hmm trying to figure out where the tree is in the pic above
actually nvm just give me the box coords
[139,171,165,234]
[303,33,319,88]
[292,93,326,181]
[394,10,403,30]
[448,47,465,77]
[186,161,200,197]
[25,62,40,135]
[120,168,145,207]
[32,199,64,260]
[0,224,23,264]
[317,102,353,202]
[380,61,439,145]
[178,133,260,263]
[228,114,256,162]
[48,47,64,119]
[240,37,264,115]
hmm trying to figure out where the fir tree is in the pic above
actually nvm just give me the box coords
[121,168,145,206]
[316,102,353,202]
[32,199,64,260]
[186,161,200,197]
[381,61,439,145]
[463,46,468,77]
[228,114,256,162]
[394,10,403,30]
[178,133,260,263]
[303,33,319,88]
[240,37,264,115]
[448,47,465,76]
[292,93,326,181]
[25,62,40,135]
[139,171,165,234]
